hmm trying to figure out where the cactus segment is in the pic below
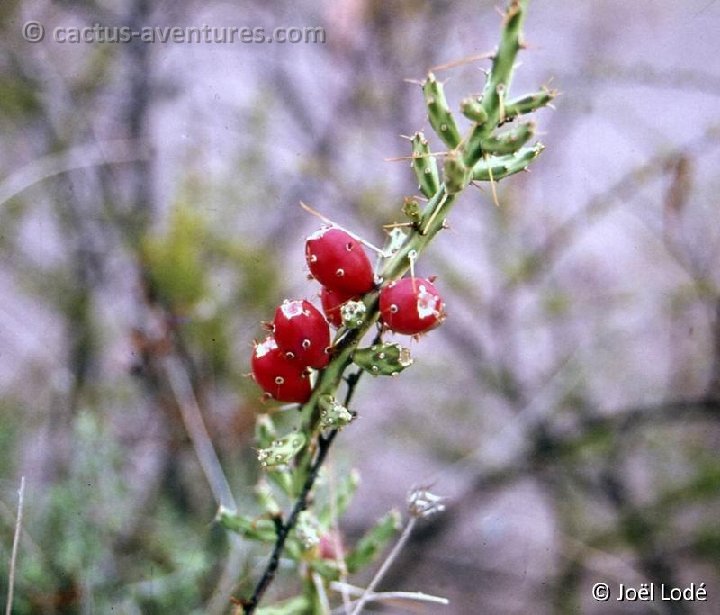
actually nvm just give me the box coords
[460,95,488,124]
[255,421,295,494]
[482,121,535,156]
[294,510,320,549]
[443,149,471,194]
[471,142,544,182]
[481,0,526,124]
[255,596,310,615]
[352,342,413,377]
[318,469,360,526]
[255,480,281,516]
[410,132,440,198]
[340,300,366,329]
[462,124,486,168]
[503,88,556,120]
[345,510,402,573]
[318,394,354,429]
[402,197,422,224]
[219,510,278,542]
[257,432,307,468]
[422,73,462,149]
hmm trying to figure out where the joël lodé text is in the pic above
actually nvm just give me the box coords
[617,582,707,602]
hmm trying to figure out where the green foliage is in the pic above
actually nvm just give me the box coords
[140,195,283,378]
[691,527,720,566]
[0,77,39,118]
[256,595,310,615]
[142,204,209,309]
[0,412,213,614]
[345,510,402,573]
[658,459,720,506]
[316,469,360,527]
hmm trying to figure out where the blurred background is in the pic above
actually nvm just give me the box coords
[1,0,720,613]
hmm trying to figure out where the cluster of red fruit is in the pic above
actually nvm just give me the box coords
[251,226,445,403]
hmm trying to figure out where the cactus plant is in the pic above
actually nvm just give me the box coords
[225,1,554,612]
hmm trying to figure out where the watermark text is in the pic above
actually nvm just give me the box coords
[22,22,326,45]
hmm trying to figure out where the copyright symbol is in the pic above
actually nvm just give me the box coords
[592,582,610,601]
[22,21,45,43]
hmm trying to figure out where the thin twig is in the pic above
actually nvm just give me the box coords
[206,535,247,615]
[350,516,418,615]
[330,582,449,612]
[312,571,331,615]
[0,140,150,208]
[5,476,25,615]
[162,355,237,513]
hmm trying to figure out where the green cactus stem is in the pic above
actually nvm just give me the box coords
[422,73,462,149]
[443,150,472,194]
[481,0,527,125]
[410,132,440,198]
[503,87,556,120]
[219,510,278,542]
[317,469,360,526]
[460,95,488,124]
[463,124,486,168]
[256,480,281,516]
[402,196,422,225]
[297,0,537,448]
[256,596,311,615]
[340,300,366,330]
[459,0,529,170]
[318,395,354,430]
[353,342,413,377]
[482,121,536,156]
[345,510,402,573]
[257,433,307,469]
[471,142,544,182]
[294,511,321,549]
